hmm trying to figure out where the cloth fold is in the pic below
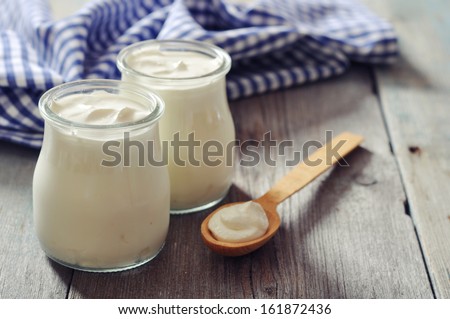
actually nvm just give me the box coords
[0,0,398,148]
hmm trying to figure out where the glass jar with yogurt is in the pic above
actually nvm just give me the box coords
[117,40,235,214]
[33,79,170,272]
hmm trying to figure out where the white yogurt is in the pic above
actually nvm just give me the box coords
[33,84,170,271]
[208,201,269,243]
[126,49,222,79]
[51,90,149,125]
[119,40,235,213]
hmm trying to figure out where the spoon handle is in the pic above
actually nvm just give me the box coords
[259,132,363,206]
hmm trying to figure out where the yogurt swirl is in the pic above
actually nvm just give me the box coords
[208,201,269,243]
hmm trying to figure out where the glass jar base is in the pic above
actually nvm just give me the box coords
[170,193,227,215]
[45,242,165,273]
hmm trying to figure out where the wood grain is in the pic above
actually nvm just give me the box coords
[0,142,72,298]
[364,0,450,298]
[67,66,432,298]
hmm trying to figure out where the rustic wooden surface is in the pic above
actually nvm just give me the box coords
[363,0,450,299]
[0,0,448,298]
[0,144,72,298]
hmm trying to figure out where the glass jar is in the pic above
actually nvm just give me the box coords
[33,80,170,272]
[117,40,235,214]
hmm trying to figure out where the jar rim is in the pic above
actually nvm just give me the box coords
[117,39,232,83]
[38,79,165,130]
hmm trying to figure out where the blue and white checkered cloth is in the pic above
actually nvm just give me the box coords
[0,0,398,148]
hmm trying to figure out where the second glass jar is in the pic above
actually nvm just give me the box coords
[118,40,235,214]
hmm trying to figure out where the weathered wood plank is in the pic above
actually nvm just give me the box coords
[68,66,432,298]
[0,142,72,298]
[364,0,450,298]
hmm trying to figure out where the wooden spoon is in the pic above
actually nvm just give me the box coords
[200,132,364,256]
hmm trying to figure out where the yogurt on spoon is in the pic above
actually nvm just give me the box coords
[208,201,269,243]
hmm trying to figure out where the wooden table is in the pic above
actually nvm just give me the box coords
[0,0,448,298]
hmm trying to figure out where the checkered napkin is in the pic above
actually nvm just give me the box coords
[0,0,398,148]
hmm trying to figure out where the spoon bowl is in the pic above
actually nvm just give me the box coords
[200,199,280,256]
[200,132,364,257]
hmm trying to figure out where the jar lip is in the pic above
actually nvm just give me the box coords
[39,79,165,130]
[117,39,232,82]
